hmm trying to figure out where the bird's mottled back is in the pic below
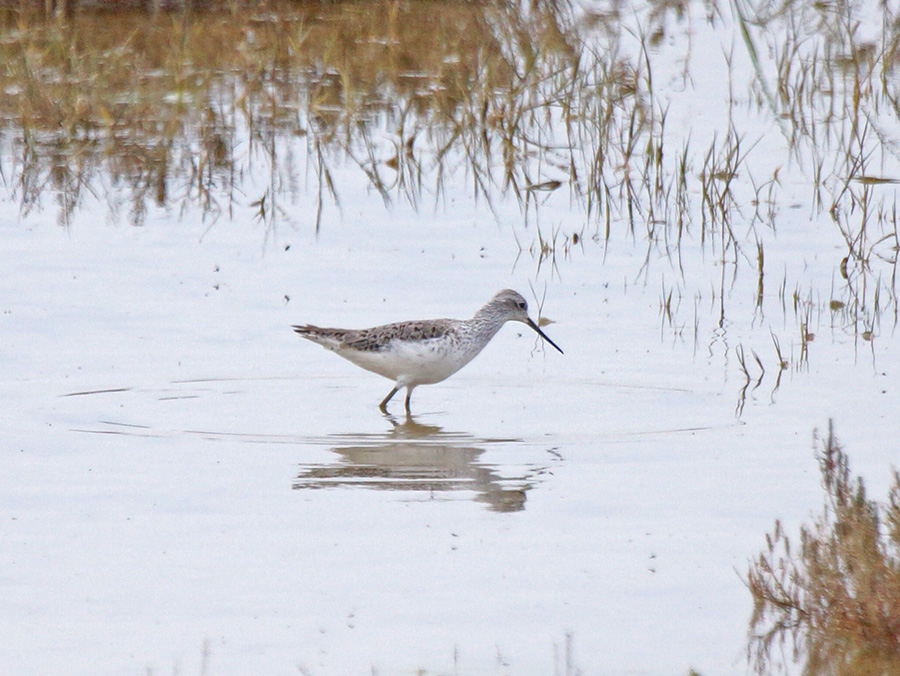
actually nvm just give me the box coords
[342,320,457,351]
[294,320,457,352]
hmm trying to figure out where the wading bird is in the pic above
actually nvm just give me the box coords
[293,289,563,414]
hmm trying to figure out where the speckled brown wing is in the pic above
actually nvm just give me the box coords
[340,319,457,352]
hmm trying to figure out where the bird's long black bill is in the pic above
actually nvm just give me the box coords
[527,318,564,354]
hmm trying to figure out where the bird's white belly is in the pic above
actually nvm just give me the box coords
[336,338,475,386]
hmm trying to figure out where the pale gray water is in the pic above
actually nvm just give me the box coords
[2,1,899,674]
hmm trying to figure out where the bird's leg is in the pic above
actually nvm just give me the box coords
[404,388,413,415]
[380,386,399,413]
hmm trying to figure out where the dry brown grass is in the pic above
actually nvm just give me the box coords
[0,0,596,226]
[746,421,900,676]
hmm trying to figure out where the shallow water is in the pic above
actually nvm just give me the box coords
[2,1,900,675]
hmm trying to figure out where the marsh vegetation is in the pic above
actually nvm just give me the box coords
[747,422,900,676]
[2,0,897,359]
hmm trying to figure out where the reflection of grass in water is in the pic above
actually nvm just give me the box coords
[0,0,661,234]
[742,0,900,263]
[1,0,598,228]
[142,633,585,675]
[2,0,899,343]
[745,421,900,676]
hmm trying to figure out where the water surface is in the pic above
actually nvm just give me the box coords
[2,0,899,674]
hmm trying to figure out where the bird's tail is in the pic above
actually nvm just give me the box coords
[292,324,348,349]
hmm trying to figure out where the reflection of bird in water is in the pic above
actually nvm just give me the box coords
[293,289,563,414]
[292,416,541,512]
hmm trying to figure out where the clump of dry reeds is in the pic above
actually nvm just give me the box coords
[745,421,900,676]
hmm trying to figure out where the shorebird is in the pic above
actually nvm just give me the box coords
[293,289,563,414]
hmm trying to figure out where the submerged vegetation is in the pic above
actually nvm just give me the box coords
[746,421,900,676]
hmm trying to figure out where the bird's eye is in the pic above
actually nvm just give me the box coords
[517,301,526,310]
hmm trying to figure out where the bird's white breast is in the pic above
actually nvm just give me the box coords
[336,335,476,386]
